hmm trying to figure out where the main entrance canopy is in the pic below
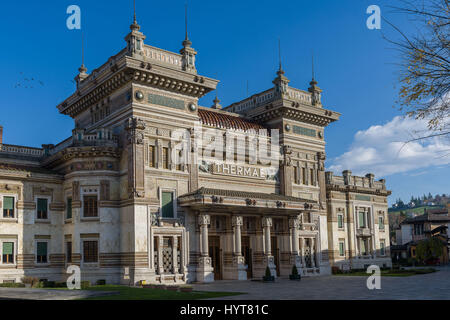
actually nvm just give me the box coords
[178,187,319,214]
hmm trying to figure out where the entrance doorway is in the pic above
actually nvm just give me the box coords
[271,236,280,276]
[208,236,222,280]
[242,236,253,279]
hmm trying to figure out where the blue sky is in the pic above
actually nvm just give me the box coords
[0,0,448,204]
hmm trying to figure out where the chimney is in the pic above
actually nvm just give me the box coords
[0,125,3,145]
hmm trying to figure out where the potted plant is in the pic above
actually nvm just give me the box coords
[262,266,275,282]
[21,276,39,288]
[289,265,301,280]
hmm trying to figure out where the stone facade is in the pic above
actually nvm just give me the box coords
[0,17,391,285]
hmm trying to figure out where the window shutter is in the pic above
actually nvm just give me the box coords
[161,192,174,218]
[3,242,13,255]
[3,197,14,210]
[37,199,47,212]
[37,242,47,256]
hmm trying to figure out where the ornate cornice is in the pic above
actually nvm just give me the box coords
[326,184,391,197]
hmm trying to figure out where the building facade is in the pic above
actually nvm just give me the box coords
[0,17,391,285]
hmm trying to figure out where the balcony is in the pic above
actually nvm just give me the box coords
[356,228,372,237]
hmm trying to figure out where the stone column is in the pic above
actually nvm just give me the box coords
[262,217,276,277]
[289,216,302,271]
[232,216,247,280]
[300,238,306,269]
[158,236,164,276]
[196,214,214,282]
[172,236,178,275]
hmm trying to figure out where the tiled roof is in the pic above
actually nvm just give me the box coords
[179,187,316,203]
[402,212,450,224]
[198,108,266,131]
[0,163,57,175]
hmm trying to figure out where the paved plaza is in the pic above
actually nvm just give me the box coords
[192,267,450,300]
[0,287,116,300]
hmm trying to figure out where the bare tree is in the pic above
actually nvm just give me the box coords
[384,0,450,133]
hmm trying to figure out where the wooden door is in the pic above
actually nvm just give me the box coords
[242,236,253,278]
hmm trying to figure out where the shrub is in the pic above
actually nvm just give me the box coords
[291,265,299,276]
[55,281,67,288]
[96,279,106,286]
[21,276,39,286]
[42,281,56,288]
[265,266,271,278]
[331,266,341,274]
[81,281,90,290]
[0,283,25,288]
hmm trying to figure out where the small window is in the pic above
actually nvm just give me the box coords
[162,147,169,169]
[36,242,48,263]
[302,168,307,185]
[37,198,48,220]
[83,241,98,263]
[83,196,98,217]
[149,145,156,168]
[161,191,174,218]
[66,242,72,263]
[379,217,384,230]
[337,214,344,229]
[2,242,14,264]
[310,169,314,185]
[3,196,15,218]
[339,242,345,257]
[66,198,72,219]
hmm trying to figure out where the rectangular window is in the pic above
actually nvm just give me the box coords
[66,198,72,219]
[310,169,314,185]
[380,241,386,256]
[293,166,298,184]
[339,241,345,257]
[302,167,307,185]
[83,241,98,263]
[36,242,48,263]
[83,196,98,217]
[379,217,384,230]
[3,196,14,218]
[37,198,48,220]
[2,242,14,264]
[66,242,72,263]
[337,214,344,229]
[149,145,156,168]
[162,147,169,169]
[161,191,174,218]
[358,211,365,228]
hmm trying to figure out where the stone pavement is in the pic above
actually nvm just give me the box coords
[192,267,450,300]
[0,287,117,300]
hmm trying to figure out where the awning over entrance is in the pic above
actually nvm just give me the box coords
[178,187,318,214]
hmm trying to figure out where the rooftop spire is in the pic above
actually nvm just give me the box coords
[130,0,140,31]
[311,51,317,85]
[79,30,87,74]
[277,37,284,75]
[182,2,192,47]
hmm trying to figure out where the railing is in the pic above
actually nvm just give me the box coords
[356,228,372,237]
[144,46,183,70]
[49,137,73,155]
[287,87,312,103]
[0,144,44,157]
[227,89,275,113]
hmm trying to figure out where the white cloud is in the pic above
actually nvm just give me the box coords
[327,116,450,177]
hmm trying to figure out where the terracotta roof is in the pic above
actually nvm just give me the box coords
[179,187,316,203]
[198,108,266,132]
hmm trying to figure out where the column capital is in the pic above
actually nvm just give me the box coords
[232,215,243,227]
[198,214,210,226]
[262,216,272,228]
[289,215,302,229]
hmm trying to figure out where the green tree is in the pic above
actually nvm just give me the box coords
[416,237,444,263]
